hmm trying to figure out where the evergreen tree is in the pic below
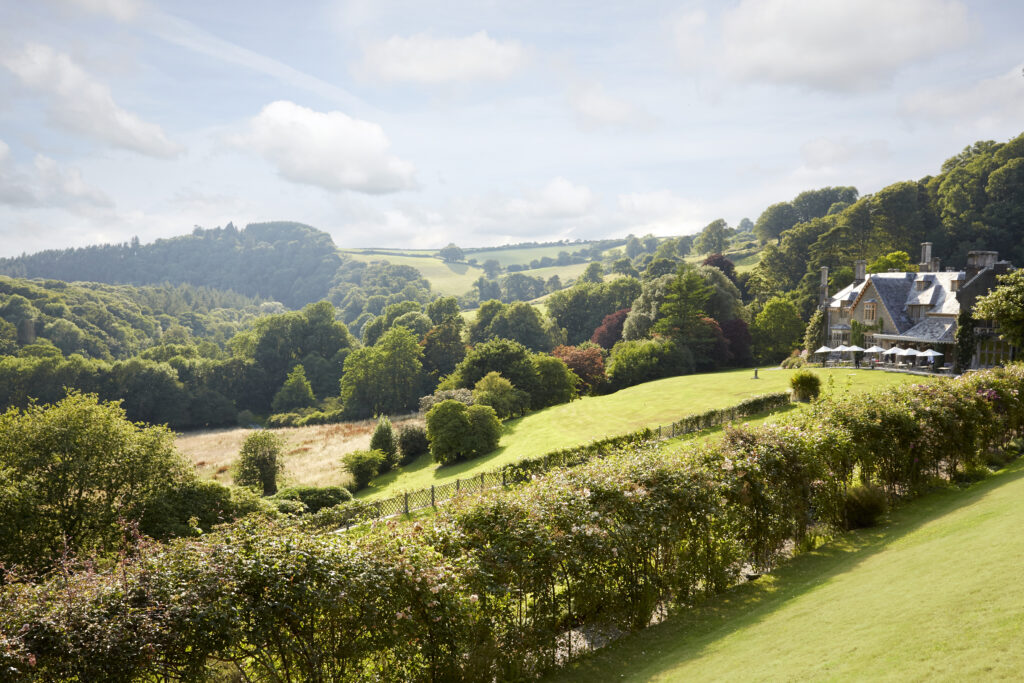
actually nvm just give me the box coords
[271,365,315,413]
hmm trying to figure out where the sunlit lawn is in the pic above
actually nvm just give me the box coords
[551,458,1024,682]
[359,367,922,500]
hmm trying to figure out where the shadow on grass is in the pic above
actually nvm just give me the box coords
[550,458,1024,682]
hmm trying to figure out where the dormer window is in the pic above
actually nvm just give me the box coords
[950,279,960,291]
[864,302,877,322]
[916,279,930,291]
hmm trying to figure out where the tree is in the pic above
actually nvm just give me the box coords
[974,269,1024,348]
[426,296,461,325]
[370,416,399,470]
[421,317,466,380]
[453,337,538,397]
[425,399,500,464]
[235,430,285,496]
[545,275,562,293]
[531,355,579,408]
[591,308,630,349]
[271,365,315,413]
[653,268,713,342]
[579,262,604,284]
[392,311,433,339]
[551,344,605,394]
[611,258,639,278]
[481,259,502,279]
[340,326,425,418]
[752,297,804,363]
[439,243,464,263]
[803,308,826,355]
[0,392,189,571]
[693,219,730,255]
[867,250,917,273]
[342,449,386,490]
[754,202,799,244]
[606,338,694,390]
[701,253,737,284]
[475,301,563,352]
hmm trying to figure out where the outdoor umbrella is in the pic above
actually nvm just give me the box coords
[864,345,885,354]
[834,344,851,352]
[899,348,920,366]
[813,345,833,355]
[882,347,904,364]
[846,345,865,353]
[919,348,944,367]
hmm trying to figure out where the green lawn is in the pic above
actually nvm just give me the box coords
[359,368,920,500]
[552,459,1024,682]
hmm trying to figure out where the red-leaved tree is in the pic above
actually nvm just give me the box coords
[591,308,630,349]
[551,345,606,394]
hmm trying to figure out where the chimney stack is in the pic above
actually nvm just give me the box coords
[919,242,933,271]
[819,266,829,305]
[966,250,998,280]
[854,259,866,283]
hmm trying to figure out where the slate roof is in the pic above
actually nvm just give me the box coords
[875,317,956,344]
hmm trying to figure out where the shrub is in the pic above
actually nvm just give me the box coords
[370,416,398,470]
[140,479,272,540]
[271,365,316,413]
[419,388,474,414]
[266,412,302,428]
[790,369,821,401]
[235,431,286,496]
[472,372,527,419]
[606,337,694,390]
[781,354,806,369]
[426,400,502,464]
[343,449,386,490]
[844,485,888,529]
[465,404,502,456]
[397,424,429,465]
[273,485,352,513]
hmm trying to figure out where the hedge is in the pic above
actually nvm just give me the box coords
[3,367,1023,680]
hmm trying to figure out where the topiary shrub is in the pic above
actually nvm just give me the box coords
[273,485,353,514]
[397,424,429,465]
[369,416,398,470]
[425,400,502,465]
[789,369,821,402]
[235,430,286,496]
[844,485,888,529]
[342,449,386,490]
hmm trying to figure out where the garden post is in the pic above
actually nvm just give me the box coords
[431,485,435,507]
[404,492,409,515]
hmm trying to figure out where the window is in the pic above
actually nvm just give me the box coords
[950,279,960,291]
[916,280,929,291]
[864,302,876,322]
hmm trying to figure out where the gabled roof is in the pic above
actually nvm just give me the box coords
[849,273,915,333]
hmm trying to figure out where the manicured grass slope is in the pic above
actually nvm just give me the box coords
[361,368,917,499]
[553,460,1024,682]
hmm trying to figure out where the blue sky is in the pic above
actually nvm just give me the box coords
[1,0,1022,256]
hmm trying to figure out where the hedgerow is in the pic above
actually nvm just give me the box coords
[2,366,1023,680]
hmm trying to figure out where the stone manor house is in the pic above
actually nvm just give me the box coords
[820,242,1016,369]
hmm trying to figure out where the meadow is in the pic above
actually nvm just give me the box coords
[360,367,918,499]
[553,457,1024,682]
[340,250,484,297]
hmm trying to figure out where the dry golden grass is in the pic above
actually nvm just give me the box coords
[176,414,423,491]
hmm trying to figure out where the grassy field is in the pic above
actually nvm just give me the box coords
[360,367,920,500]
[176,414,422,490]
[553,457,1024,682]
[466,245,584,267]
[341,251,484,297]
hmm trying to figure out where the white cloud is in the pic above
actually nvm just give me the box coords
[672,10,708,71]
[359,31,526,83]
[800,137,890,169]
[54,0,144,22]
[617,190,707,236]
[722,0,971,91]
[2,43,183,158]
[0,140,113,209]
[502,177,595,220]
[569,83,647,129]
[234,100,417,195]
[904,64,1024,129]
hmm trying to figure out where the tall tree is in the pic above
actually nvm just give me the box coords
[693,219,730,255]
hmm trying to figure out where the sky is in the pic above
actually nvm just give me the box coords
[0,0,1022,257]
